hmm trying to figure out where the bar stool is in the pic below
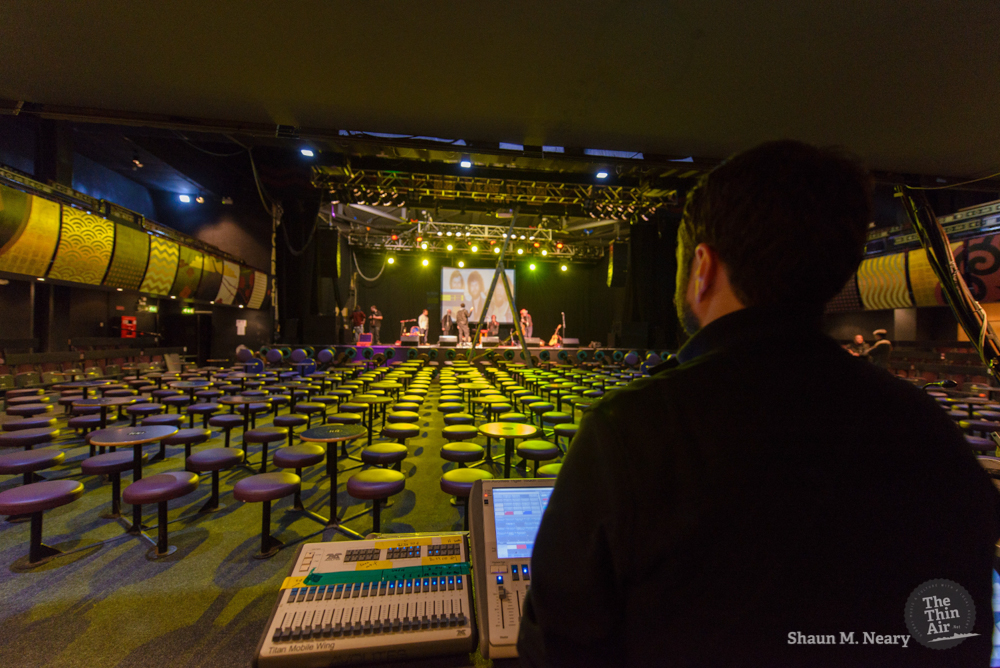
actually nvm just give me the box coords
[361,443,408,471]
[553,423,579,452]
[537,463,561,478]
[327,411,364,426]
[387,410,420,424]
[485,403,513,421]
[244,428,288,473]
[186,448,245,512]
[0,480,84,567]
[126,403,164,426]
[122,472,199,559]
[162,428,212,465]
[6,403,53,418]
[442,425,479,442]
[440,469,494,530]
[272,444,325,510]
[499,412,529,423]
[393,402,421,412]
[185,402,220,428]
[441,441,485,468]
[528,402,556,427]
[346,469,406,534]
[296,402,326,428]
[439,402,464,415]
[81,450,147,518]
[142,414,184,428]
[162,395,192,414]
[0,426,59,451]
[443,413,475,426]
[0,448,65,486]
[381,423,419,450]
[273,413,308,446]
[516,439,561,477]
[233,472,301,558]
[208,413,243,447]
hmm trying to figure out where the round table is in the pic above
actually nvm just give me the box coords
[225,373,263,391]
[459,382,491,405]
[354,395,394,445]
[219,395,271,432]
[143,373,180,390]
[168,380,213,401]
[370,381,403,401]
[479,421,539,478]
[471,395,510,421]
[73,396,138,429]
[299,424,368,529]
[61,380,115,399]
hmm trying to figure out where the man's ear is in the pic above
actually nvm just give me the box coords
[692,243,719,303]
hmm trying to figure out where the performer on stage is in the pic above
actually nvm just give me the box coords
[351,305,366,342]
[487,314,500,338]
[368,305,383,344]
[456,303,471,345]
[519,308,533,339]
[441,309,454,336]
[418,309,429,345]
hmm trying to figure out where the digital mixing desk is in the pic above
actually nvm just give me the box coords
[254,534,476,667]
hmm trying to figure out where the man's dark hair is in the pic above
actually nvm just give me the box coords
[678,140,872,313]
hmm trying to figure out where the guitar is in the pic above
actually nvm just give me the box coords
[548,324,563,347]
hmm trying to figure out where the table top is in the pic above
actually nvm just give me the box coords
[355,395,394,405]
[370,381,403,389]
[299,424,368,443]
[478,421,538,438]
[61,379,116,388]
[472,395,510,404]
[88,425,178,446]
[169,380,213,389]
[219,395,271,405]
[73,396,138,407]
[458,382,491,390]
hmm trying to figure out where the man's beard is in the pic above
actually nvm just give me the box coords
[674,265,701,337]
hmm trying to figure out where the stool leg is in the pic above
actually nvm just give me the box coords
[292,468,305,510]
[287,429,294,447]
[534,459,540,477]
[256,500,283,559]
[152,501,175,558]
[188,413,195,428]
[223,428,231,448]
[131,413,138,426]
[463,496,470,531]
[372,498,382,534]
[28,511,62,565]
[199,471,222,513]
[259,442,269,474]
[109,471,122,518]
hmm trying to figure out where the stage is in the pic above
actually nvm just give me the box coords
[305,343,671,366]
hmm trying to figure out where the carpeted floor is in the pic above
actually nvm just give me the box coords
[0,379,539,668]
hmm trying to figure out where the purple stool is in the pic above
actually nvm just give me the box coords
[187,447,245,512]
[0,480,84,566]
[245,428,288,473]
[296,402,326,428]
[361,443,408,473]
[0,426,59,451]
[441,442,485,468]
[185,402,220,428]
[162,395,192,414]
[273,444,325,509]
[126,402,164,426]
[161,428,212,464]
[3,416,58,432]
[6,395,52,407]
[6,403,54,418]
[151,389,184,403]
[346,469,406,534]
[233,472,301,558]
[6,388,44,400]
[966,435,996,453]
[208,413,243,448]
[142,414,184,428]
[440,468,494,530]
[81,450,147,518]
[516,440,561,477]
[0,448,65,486]
[273,414,308,446]
[122,471,199,558]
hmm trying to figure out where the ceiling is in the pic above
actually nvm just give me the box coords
[1,2,997,179]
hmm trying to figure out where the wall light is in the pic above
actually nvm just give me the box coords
[195,196,205,204]
[178,194,191,203]
[301,148,315,157]
[460,154,472,168]
[541,249,548,256]
[421,242,428,250]
[596,171,609,179]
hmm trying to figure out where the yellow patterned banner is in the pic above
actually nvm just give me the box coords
[170,245,204,298]
[215,260,239,305]
[247,271,268,309]
[139,236,180,295]
[48,207,114,284]
[906,244,960,307]
[0,191,60,277]
[104,224,150,290]
[857,253,913,310]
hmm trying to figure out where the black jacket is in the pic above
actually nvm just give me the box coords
[518,307,1000,667]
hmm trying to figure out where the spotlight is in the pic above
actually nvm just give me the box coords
[470,245,478,252]
[391,234,398,241]
[556,242,564,249]
[195,196,205,204]
[494,247,501,254]
[437,232,443,236]
[460,154,472,168]
[529,235,535,240]
[516,248,524,255]
[446,231,453,236]
[458,260,465,268]
[421,242,428,250]
[36,277,44,281]
[533,242,540,248]
[596,171,608,179]
[416,236,422,242]
[541,249,548,256]
[446,244,454,251]
[529,263,536,271]
[422,258,430,267]
[387,256,395,265]
[238,304,245,309]
[301,148,315,157]
[560,264,568,271]
[455,232,462,237]
[519,235,526,240]
[178,194,191,203]
[116,287,123,292]
[170,295,176,299]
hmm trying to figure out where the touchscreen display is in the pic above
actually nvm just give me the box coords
[492,486,553,559]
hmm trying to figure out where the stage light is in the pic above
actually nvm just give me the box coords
[446,231,453,236]
[516,248,524,255]
[460,154,472,168]
[560,264,568,271]
[116,287,123,292]
[301,148,315,157]
[529,263,536,271]
[455,232,462,237]
[519,235,526,240]
[529,235,535,240]
[391,234,398,241]
[470,245,478,252]
[494,247,501,254]
[421,242,428,250]
[437,232,442,236]
[533,242,540,248]
[541,249,548,256]
[422,258,430,267]
[446,244,453,251]
[502,233,508,238]
[416,236,422,242]
[556,242,564,249]
[195,196,205,204]
[387,256,395,265]
[178,194,191,203]
[596,171,608,179]
[458,260,465,268]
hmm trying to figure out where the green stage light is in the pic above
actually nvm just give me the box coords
[529,263,536,271]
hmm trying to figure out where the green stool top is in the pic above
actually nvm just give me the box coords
[499,412,529,423]
[442,424,479,441]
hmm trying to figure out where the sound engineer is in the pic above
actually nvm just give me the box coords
[517,141,1000,667]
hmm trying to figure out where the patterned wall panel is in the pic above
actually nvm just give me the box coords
[825,274,863,313]
[214,260,240,305]
[170,246,204,299]
[959,234,1000,303]
[857,253,913,310]
[235,265,256,306]
[195,255,224,301]
[0,190,60,277]
[907,242,963,307]
[139,236,180,295]
[247,271,268,309]
[48,207,114,284]
[103,224,150,290]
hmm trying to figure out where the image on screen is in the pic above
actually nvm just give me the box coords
[492,486,553,559]
[441,267,516,324]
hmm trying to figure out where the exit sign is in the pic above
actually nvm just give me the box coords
[181,307,195,315]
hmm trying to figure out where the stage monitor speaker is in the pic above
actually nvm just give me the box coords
[526,337,542,345]
[482,336,499,347]
[562,337,580,346]
[607,240,629,288]
[400,334,419,346]
[357,333,373,347]
[439,335,457,347]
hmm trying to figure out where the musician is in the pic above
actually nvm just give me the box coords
[368,305,382,344]
[844,333,867,356]
[456,302,471,344]
[351,305,366,342]
[418,309,429,345]
[863,328,892,368]
[519,308,533,339]
[518,141,1000,667]
[441,309,454,336]
[487,314,499,337]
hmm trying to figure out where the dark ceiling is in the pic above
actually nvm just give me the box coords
[1,2,998,178]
